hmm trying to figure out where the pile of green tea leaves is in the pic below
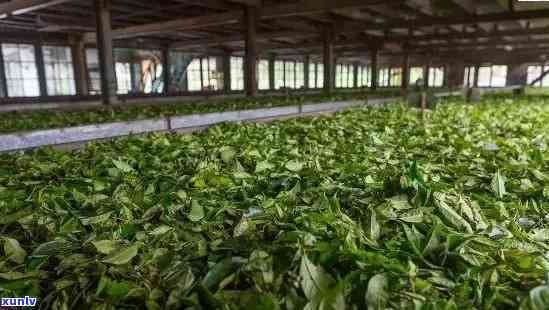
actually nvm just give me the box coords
[1,96,548,309]
[0,91,391,134]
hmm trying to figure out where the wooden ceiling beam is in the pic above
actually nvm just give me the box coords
[339,9,549,33]
[0,0,76,16]
[171,30,318,48]
[224,0,261,6]
[84,0,392,41]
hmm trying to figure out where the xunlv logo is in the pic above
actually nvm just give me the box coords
[1,297,38,307]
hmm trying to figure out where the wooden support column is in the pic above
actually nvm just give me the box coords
[402,53,410,91]
[423,64,430,88]
[223,53,231,93]
[0,47,7,98]
[507,63,528,86]
[268,54,275,90]
[443,65,450,88]
[162,47,170,95]
[370,50,378,90]
[353,63,359,88]
[323,26,335,93]
[304,55,310,89]
[95,0,117,105]
[244,6,258,97]
[71,38,89,96]
[34,44,47,97]
[473,64,480,87]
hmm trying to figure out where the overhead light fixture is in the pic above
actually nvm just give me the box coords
[0,14,7,19]
[504,45,514,51]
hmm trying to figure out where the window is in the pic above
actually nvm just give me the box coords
[309,63,317,88]
[317,64,324,89]
[527,65,549,87]
[275,61,284,89]
[201,57,219,91]
[112,49,164,94]
[477,65,507,88]
[1,43,40,97]
[336,64,355,88]
[115,62,132,94]
[273,60,301,89]
[285,61,295,88]
[358,66,371,87]
[409,67,424,86]
[463,66,476,87]
[257,59,270,90]
[478,66,491,87]
[187,59,201,92]
[336,64,342,88]
[491,66,507,87]
[230,56,244,91]
[378,68,390,87]
[42,46,76,96]
[348,65,355,88]
[428,67,444,88]
[86,49,101,95]
[389,68,402,87]
[186,57,220,92]
[296,62,304,89]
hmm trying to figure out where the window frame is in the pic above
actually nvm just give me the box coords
[1,43,41,98]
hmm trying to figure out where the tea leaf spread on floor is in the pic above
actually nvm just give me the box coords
[1,96,548,309]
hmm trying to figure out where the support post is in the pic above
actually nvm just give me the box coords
[34,44,47,97]
[424,63,430,88]
[223,53,231,93]
[443,64,449,88]
[304,55,310,89]
[507,63,528,86]
[323,26,334,93]
[244,6,258,97]
[268,54,275,90]
[71,37,89,96]
[353,63,359,88]
[402,53,410,92]
[0,47,7,98]
[95,0,117,105]
[370,49,378,90]
[473,64,480,87]
[162,47,170,95]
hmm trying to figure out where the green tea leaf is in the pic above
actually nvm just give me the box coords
[188,200,205,222]
[491,170,507,199]
[102,244,139,265]
[2,237,27,264]
[92,240,119,255]
[366,274,388,310]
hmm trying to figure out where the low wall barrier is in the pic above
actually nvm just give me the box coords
[0,92,465,153]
